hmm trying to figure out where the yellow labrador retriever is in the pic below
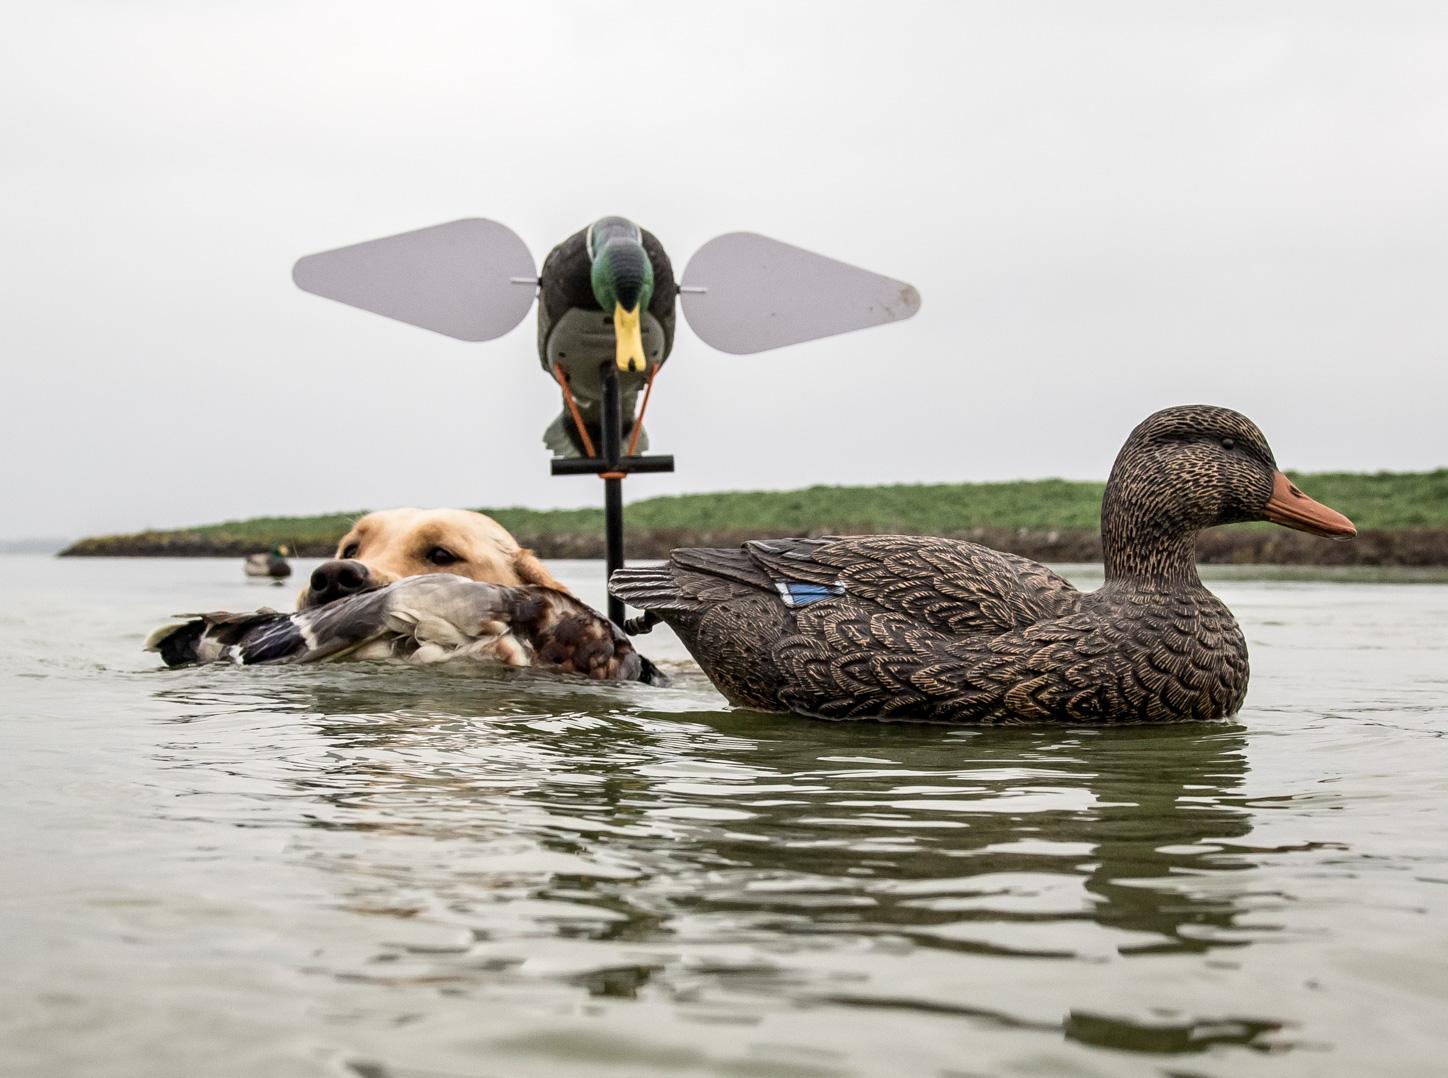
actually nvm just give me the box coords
[299,507,568,609]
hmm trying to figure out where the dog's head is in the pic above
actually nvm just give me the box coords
[298,507,568,609]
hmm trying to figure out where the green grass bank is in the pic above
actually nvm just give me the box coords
[61,470,1448,566]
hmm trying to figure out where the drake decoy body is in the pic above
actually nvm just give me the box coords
[148,574,659,683]
[538,217,677,456]
[610,406,1356,724]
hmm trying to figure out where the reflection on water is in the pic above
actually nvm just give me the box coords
[3,558,1448,1077]
[130,670,1318,1063]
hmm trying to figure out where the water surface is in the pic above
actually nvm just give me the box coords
[2,556,1446,1077]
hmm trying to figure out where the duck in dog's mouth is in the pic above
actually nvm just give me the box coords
[300,558,385,609]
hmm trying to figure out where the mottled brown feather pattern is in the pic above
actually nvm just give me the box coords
[511,588,645,681]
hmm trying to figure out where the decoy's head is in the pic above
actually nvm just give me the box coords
[1105,405,1356,543]
[588,216,655,374]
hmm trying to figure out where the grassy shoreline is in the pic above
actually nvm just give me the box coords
[60,470,1448,566]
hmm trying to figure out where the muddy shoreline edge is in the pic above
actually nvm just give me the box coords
[58,526,1448,567]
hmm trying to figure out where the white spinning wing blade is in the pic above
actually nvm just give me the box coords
[679,232,921,354]
[292,219,537,342]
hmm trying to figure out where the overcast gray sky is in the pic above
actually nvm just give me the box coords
[3,1,1446,540]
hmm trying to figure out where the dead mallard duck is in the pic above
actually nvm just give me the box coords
[148,574,661,683]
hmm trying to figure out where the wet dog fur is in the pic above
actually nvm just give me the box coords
[297,507,568,609]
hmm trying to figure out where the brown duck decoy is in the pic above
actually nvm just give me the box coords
[609,405,1356,723]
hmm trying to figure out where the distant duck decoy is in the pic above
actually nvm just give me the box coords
[609,405,1357,724]
[148,574,661,683]
[244,544,292,579]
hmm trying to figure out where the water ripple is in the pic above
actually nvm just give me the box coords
[4,559,1448,1076]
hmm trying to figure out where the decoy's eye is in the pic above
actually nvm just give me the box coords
[426,546,459,566]
[341,543,360,559]
[1220,437,1236,451]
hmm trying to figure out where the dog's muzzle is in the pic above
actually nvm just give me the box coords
[306,559,376,607]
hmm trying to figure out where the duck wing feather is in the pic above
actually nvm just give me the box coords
[747,535,1080,635]
[148,576,652,682]
[615,535,1079,638]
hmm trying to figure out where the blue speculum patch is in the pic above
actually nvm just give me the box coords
[774,581,846,608]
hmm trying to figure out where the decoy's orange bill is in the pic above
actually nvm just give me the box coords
[1263,471,1356,539]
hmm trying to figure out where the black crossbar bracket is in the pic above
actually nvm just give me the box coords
[549,455,675,476]
[546,366,676,627]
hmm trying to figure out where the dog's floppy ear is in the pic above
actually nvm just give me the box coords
[513,548,571,594]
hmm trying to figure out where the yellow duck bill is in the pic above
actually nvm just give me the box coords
[613,303,645,373]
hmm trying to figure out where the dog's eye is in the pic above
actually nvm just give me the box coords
[427,546,459,566]
[341,543,360,559]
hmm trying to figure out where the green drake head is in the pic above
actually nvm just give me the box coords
[587,216,655,373]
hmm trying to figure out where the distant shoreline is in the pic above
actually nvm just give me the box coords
[59,471,1448,567]
[56,525,1448,567]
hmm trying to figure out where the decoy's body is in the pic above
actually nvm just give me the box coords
[610,406,1356,724]
[538,217,676,456]
[244,544,292,579]
[148,574,659,683]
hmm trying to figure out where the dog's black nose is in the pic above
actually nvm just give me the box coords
[308,559,372,606]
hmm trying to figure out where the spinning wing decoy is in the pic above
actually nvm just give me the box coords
[293,215,921,457]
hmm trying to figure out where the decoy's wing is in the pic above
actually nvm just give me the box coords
[292,219,536,343]
[649,545,790,605]
[536,228,593,369]
[740,535,1080,636]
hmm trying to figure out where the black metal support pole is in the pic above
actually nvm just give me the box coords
[601,365,626,628]
[548,365,672,629]
[604,476,624,627]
